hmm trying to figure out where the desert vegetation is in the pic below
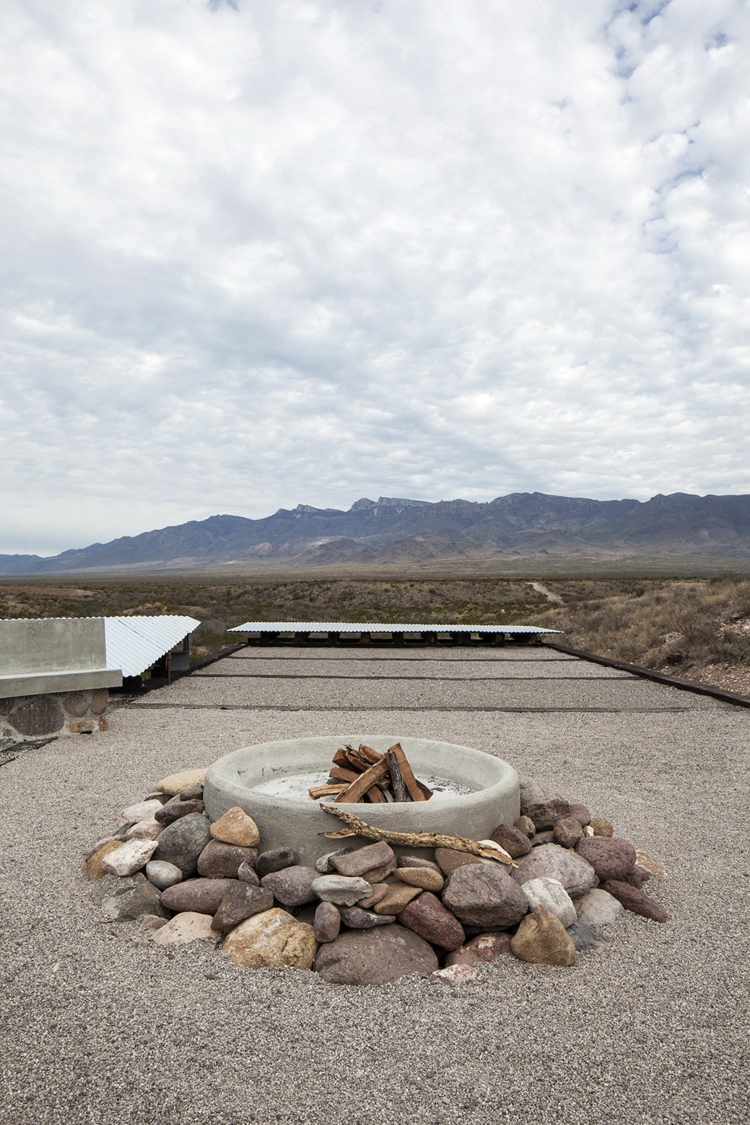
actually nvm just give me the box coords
[534,576,750,696]
[1,573,748,696]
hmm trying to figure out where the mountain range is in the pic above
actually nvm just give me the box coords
[1,492,750,576]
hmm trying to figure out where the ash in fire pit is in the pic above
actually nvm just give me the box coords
[253,771,473,802]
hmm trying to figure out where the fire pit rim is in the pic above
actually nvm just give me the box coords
[203,735,520,864]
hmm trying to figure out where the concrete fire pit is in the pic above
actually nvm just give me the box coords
[203,735,520,866]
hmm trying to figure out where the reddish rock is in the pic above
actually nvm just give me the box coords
[589,817,613,837]
[442,864,529,930]
[63,691,90,717]
[211,883,274,934]
[489,823,532,858]
[569,803,591,826]
[197,840,257,878]
[521,797,572,830]
[435,848,483,875]
[576,837,636,881]
[603,879,669,923]
[445,932,512,967]
[161,878,228,915]
[314,925,438,985]
[399,892,465,951]
[314,901,341,943]
[513,816,536,838]
[11,696,64,736]
[553,815,583,848]
[237,861,260,885]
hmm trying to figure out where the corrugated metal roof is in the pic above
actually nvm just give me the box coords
[104,616,201,677]
[228,621,561,634]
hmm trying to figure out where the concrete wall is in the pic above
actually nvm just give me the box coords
[0,618,122,700]
[0,618,107,675]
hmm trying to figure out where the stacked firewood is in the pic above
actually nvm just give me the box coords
[308,743,433,804]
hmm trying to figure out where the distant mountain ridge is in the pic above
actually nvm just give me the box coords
[2,491,749,574]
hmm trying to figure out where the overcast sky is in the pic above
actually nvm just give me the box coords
[1,0,748,555]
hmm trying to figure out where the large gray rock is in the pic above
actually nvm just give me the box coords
[256,847,298,878]
[145,860,183,890]
[331,842,395,878]
[576,888,625,927]
[442,864,528,930]
[211,883,274,934]
[311,875,372,906]
[101,873,167,922]
[521,877,577,928]
[314,924,438,985]
[153,813,211,878]
[161,878,228,915]
[261,865,318,907]
[197,840,257,878]
[512,844,597,898]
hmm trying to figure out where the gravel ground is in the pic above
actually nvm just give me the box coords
[0,646,747,1125]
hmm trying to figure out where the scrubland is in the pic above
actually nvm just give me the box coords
[1,573,748,696]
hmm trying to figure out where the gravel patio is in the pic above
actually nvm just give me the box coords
[0,644,746,1125]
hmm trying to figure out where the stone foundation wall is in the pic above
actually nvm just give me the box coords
[0,688,109,743]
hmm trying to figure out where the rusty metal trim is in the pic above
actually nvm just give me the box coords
[542,641,750,709]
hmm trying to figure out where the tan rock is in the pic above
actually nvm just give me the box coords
[430,964,483,986]
[222,908,317,969]
[155,768,207,797]
[209,806,260,847]
[126,817,163,841]
[510,905,576,966]
[635,851,667,877]
[589,817,613,837]
[84,840,123,880]
[394,867,444,892]
[373,882,422,915]
[151,912,221,946]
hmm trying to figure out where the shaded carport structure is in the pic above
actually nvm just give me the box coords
[0,639,746,1123]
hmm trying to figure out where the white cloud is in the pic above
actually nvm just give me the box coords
[0,0,748,553]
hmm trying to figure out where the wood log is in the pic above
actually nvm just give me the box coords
[343,746,369,773]
[386,749,410,802]
[415,779,433,801]
[308,783,349,799]
[328,766,360,783]
[386,743,427,802]
[320,804,517,866]
[365,785,386,803]
[333,758,389,803]
[357,743,383,764]
[332,748,351,769]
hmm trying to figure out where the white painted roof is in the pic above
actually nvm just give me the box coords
[228,621,561,634]
[104,616,200,677]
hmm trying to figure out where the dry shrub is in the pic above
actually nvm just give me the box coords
[535,578,750,670]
